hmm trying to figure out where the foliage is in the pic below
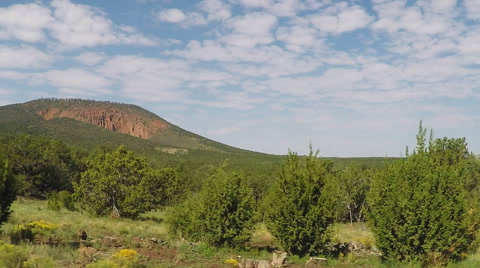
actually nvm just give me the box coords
[0,242,28,268]
[74,145,181,219]
[167,164,256,248]
[333,165,375,223]
[262,148,337,257]
[367,123,480,266]
[0,134,85,198]
[87,249,143,268]
[0,157,17,226]
[47,190,76,212]
[22,256,57,268]
[10,220,59,243]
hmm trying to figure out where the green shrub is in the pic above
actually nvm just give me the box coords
[47,191,76,212]
[10,224,35,244]
[167,164,256,248]
[87,249,144,268]
[367,123,480,266]
[0,158,18,226]
[22,256,57,268]
[75,146,180,219]
[10,220,59,244]
[47,192,62,212]
[0,242,28,267]
[262,148,337,257]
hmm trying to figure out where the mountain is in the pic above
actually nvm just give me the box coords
[0,98,287,171]
[0,98,395,169]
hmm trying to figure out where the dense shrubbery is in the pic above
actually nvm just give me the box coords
[167,164,256,248]
[0,157,17,226]
[0,135,85,198]
[368,123,480,266]
[333,165,375,223]
[262,149,337,257]
[74,146,184,219]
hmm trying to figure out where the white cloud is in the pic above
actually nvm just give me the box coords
[157,8,187,23]
[309,5,373,34]
[43,69,113,94]
[228,12,277,36]
[372,0,455,35]
[198,0,232,21]
[0,3,53,42]
[73,52,106,65]
[464,0,480,20]
[0,0,156,48]
[237,0,272,8]
[0,45,52,69]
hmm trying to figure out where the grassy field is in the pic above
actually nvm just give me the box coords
[1,199,480,267]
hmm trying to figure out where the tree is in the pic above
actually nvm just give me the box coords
[167,164,256,248]
[262,149,336,256]
[0,157,18,225]
[1,135,85,198]
[74,145,179,219]
[367,123,480,265]
[333,165,375,223]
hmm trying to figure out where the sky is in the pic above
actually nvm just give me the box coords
[0,0,479,157]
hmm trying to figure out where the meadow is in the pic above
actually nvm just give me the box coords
[2,199,480,268]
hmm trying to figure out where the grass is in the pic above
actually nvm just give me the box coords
[2,199,480,267]
[332,222,376,249]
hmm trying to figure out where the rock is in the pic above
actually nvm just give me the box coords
[34,106,168,139]
[305,257,327,268]
[272,251,287,267]
[240,259,272,268]
[79,247,97,259]
[102,236,122,247]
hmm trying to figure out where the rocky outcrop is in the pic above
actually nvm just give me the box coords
[34,106,168,139]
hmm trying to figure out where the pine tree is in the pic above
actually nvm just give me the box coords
[167,164,256,248]
[0,158,18,225]
[367,123,479,265]
[263,148,336,256]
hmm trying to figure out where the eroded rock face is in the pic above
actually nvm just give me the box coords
[35,107,167,139]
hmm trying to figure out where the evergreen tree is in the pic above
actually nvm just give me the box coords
[367,123,480,265]
[167,164,256,248]
[74,145,179,219]
[0,157,17,225]
[263,148,336,256]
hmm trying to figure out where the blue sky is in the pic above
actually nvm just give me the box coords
[0,0,479,157]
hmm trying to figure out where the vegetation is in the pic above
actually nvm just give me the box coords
[0,134,85,198]
[167,164,256,248]
[74,146,182,219]
[368,123,480,266]
[333,165,375,223]
[262,148,337,257]
[1,99,480,267]
[0,157,17,226]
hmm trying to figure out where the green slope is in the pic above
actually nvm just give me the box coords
[0,98,398,170]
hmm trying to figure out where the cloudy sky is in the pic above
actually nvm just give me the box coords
[0,0,479,156]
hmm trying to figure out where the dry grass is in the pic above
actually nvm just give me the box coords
[332,222,376,249]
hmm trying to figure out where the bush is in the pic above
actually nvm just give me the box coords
[0,158,18,226]
[10,220,59,244]
[87,249,144,268]
[47,191,76,212]
[367,123,480,266]
[167,164,256,248]
[0,242,28,267]
[262,148,337,257]
[75,146,180,219]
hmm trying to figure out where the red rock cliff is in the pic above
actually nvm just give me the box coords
[35,107,167,139]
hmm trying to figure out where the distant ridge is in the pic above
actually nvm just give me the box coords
[0,98,256,155]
